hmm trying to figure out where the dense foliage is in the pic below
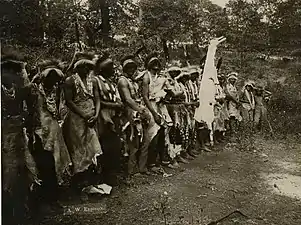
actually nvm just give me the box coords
[1,0,300,52]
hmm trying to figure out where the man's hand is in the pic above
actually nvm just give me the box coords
[153,113,162,125]
[139,107,151,122]
[115,103,123,108]
[82,113,91,120]
[58,120,64,127]
[87,115,98,125]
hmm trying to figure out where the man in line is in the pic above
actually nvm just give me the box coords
[1,49,38,224]
[94,55,123,185]
[26,60,71,213]
[225,72,241,135]
[240,80,255,130]
[141,53,173,172]
[63,56,103,189]
[165,65,188,166]
[254,83,272,131]
[117,55,151,177]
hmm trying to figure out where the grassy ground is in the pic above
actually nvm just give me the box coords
[29,134,301,225]
[220,51,301,136]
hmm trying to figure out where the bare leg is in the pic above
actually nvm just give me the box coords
[127,128,139,176]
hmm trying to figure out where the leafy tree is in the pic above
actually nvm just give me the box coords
[0,0,44,45]
[138,0,229,60]
[225,0,269,51]
[270,0,301,47]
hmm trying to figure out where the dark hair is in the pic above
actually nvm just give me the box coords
[144,52,159,69]
[38,59,62,71]
[75,52,95,61]
[120,55,137,72]
[120,55,136,66]
[95,54,110,68]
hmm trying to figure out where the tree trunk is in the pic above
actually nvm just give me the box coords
[100,0,110,43]
[161,38,169,61]
[84,22,95,47]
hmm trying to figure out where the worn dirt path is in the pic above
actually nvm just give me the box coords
[34,135,301,225]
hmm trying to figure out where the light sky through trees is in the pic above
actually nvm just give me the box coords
[211,0,229,7]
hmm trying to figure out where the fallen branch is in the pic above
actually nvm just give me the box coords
[206,210,249,225]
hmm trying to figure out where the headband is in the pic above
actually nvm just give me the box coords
[123,59,137,69]
[227,72,238,80]
[244,81,255,88]
[147,57,160,69]
[74,59,95,69]
[175,72,189,80]
[167,66,181,73]
[99,58,113,69]
[40,68,64,80]
[189,67,200,75]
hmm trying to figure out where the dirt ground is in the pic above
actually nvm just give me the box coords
[31,134,301,225]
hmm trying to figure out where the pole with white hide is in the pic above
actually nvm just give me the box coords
[194,37,226,146]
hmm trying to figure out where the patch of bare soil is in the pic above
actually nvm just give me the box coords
[264,173,301,200]
[31,135,301,225]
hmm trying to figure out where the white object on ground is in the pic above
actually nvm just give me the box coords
[96,184,112,194]
[82,184,112,195]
